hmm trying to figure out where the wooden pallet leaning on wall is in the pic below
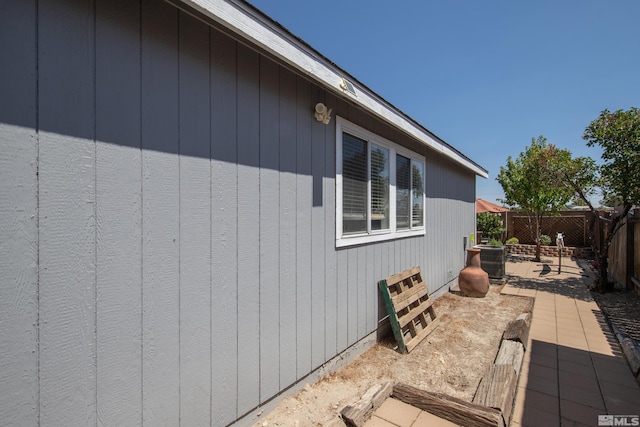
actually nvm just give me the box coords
[379,266,440,353]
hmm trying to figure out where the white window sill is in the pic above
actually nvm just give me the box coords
[336,228,425,248]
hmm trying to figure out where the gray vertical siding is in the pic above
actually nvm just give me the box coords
[424,157,477,294]
[178,11,212,426]
[38,0,97,425]
[141,1,180,425]
[323,95,338,360]
[278,66,298,392]
[295,77,313,381]
[95,1,143,425]
[311,91,326,370]
[0,1,38,426]
[0,1,476,426]
[258,52,281,403]
[236,42,261,415]
[336,250,349,352]
[210,28,239,426]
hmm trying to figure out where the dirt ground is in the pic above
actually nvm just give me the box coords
[591,282,640,342]
[252,285,533,427]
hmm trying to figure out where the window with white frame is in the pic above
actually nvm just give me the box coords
[336,117,425,247]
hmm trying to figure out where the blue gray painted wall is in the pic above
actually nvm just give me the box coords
[0,0,476,425]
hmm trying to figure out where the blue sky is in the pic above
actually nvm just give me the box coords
[246,0,639,205]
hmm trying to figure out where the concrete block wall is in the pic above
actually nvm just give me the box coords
[506,244,593,259]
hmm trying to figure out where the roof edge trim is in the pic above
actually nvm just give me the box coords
[174,0,489,178]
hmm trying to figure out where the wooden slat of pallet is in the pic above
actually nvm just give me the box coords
[406,320,418,342]
[387,280,421,304]
[391,285,428,311]
[384,266,421,289]
[405,317,440,353]
[398,298,434,328]
[379,266,439,354]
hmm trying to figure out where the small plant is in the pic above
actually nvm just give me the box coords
[506,237,519,245]
[488,239,503,247]
[539,234,551,246]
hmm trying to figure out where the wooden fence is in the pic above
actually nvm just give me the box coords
[504,210,591,247]
[597,210,640,289]
[501,209,639,289]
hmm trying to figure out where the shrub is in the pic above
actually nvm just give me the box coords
[488,239,503,247]
[476,212,506,240]
[539,234,551,246]
[506,237,519,245]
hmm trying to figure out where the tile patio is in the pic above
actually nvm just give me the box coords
[364,255,640,427]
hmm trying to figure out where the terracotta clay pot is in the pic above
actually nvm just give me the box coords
[458,248,489,297]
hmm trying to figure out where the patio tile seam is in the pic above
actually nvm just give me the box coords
[533,288,563,425]
[538,284,601,426]
[508,259,605,427]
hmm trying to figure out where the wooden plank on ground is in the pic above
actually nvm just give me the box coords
[494,340,525,376]
[473,364,518,427]
[341,382,393,427]
[620,337,640,377]
[502,314,531,350]
[392,383,504,427]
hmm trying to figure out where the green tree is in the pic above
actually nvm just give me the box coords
[497,136,574,261]
[539,147,599,213]
[476,212,505,241]
[541,108,640,292]
[582,108,640,291]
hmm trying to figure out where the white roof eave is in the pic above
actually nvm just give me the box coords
[175,0,489,179]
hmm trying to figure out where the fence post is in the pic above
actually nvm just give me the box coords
[584,212,588,247]
[628,213,636,290]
